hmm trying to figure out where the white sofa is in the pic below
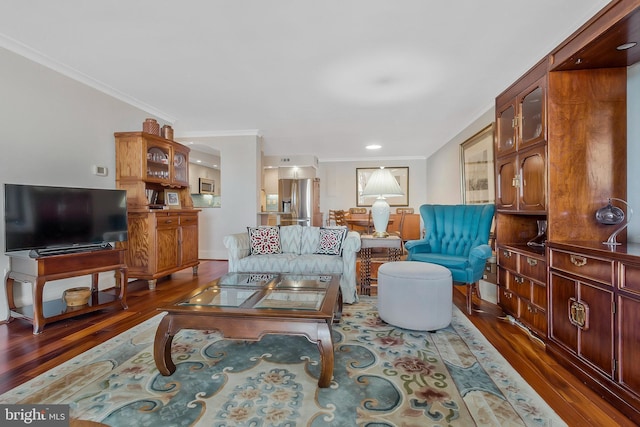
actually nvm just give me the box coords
[223,225,361,303]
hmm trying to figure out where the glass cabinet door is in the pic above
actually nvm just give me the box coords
[173,151,188,184]
[496,104,516,155]
[146,144,170,181]
[519,83,545,148]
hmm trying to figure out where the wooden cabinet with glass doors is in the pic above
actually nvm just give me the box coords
[495,58,547,213]
[115,132,199,289]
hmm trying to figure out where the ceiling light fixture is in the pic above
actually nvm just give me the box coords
[616,42,637,50]
[366,144,382,150]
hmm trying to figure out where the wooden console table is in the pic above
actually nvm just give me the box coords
[5,248,128,334]
[359,235,402,295]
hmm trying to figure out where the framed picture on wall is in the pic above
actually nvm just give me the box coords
[460,124,495,204]
[356,167,409,207]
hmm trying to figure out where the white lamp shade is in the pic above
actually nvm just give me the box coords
[362,168,404,237]
[361,168,404,198]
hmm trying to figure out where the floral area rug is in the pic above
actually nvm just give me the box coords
[0,298,566,426]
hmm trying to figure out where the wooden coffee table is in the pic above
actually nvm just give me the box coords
[154,273,342,388]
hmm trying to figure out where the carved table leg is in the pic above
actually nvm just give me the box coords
[154,315,176,375]
[316,321,334,388]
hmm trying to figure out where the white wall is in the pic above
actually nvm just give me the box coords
[176,135,262,260]
[0,47,170,318]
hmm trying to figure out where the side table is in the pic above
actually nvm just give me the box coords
[359,235,402,295]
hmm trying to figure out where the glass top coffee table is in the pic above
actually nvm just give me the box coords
[153,273,343,388]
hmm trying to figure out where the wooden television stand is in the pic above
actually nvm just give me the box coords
[4,248,128,334]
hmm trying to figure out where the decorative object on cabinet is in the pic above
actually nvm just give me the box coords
[63,287,91,307]
[460,124,495,204]
[595,198,633,246]
[360,168,405,237]
[527,220,547,248]
[161,124,173,140]
[356,167,408,207]
[142,118,160,135]
[164,190,181,208]
[405,204,495,315]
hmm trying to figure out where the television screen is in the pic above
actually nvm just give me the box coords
[4,184,128,254]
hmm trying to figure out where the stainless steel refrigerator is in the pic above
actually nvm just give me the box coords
[278,178,320,226]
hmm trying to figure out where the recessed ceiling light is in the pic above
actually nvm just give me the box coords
[366,144,382,150]
[617,42,637,50]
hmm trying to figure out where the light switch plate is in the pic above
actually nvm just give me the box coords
[93,165,108,176]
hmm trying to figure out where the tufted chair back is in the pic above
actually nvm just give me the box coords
[421,204,494,258]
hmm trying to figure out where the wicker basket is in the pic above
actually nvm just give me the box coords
[142,118,160,135]
[63,287,91,307]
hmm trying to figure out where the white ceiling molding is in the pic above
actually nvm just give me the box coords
[176,130,261,138]
[0,32,176,123]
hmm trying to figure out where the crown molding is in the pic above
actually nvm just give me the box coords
[175,130,261,138]
[0,33,176,123]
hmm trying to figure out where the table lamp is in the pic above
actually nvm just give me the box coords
[361,168,404,237]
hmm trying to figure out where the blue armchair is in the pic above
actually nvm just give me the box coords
[405,204,495,314]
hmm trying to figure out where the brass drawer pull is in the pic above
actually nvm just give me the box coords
[526,258,538,267]
[502,250,512,258]
[514,276,525,284]
[570,254,587,267]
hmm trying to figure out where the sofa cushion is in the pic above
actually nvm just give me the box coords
[291,254,344,274]
[247,226,282,255]
[236,253,299,272]
[314,227,348,255]
[280,225,302,254]
[300,226,321,254]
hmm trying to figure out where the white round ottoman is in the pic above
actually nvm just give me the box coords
[378,261,452,331]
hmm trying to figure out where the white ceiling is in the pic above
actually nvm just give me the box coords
[0,0,609,162]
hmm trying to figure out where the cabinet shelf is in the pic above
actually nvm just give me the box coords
[12,291,121,322]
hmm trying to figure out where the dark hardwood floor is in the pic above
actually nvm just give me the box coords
[0,260,635,426]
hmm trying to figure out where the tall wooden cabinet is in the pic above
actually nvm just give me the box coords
[115,132,199,289]
[495,58,549,338]
[494,0,640,422]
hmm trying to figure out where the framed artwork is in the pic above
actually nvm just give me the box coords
[356,167,409,207]
[460,124,495,204]
[164,190,181,208]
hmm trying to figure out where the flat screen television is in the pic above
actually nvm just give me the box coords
[4,183,128,256]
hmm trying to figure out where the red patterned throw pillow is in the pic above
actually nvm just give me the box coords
[315,227,348,255]
[248,226,282,255]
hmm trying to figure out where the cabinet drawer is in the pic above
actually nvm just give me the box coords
[509,275,532,300]
[520,255,546,283]
[531,281,547,308]
[498,266,509,287]
[498,287,520,316]
[156,214,180,229]
[179,214,198,226]
[550,249,614,285]
[520,303,547,336]
[498,248,518,271]
[620,262,640,296]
